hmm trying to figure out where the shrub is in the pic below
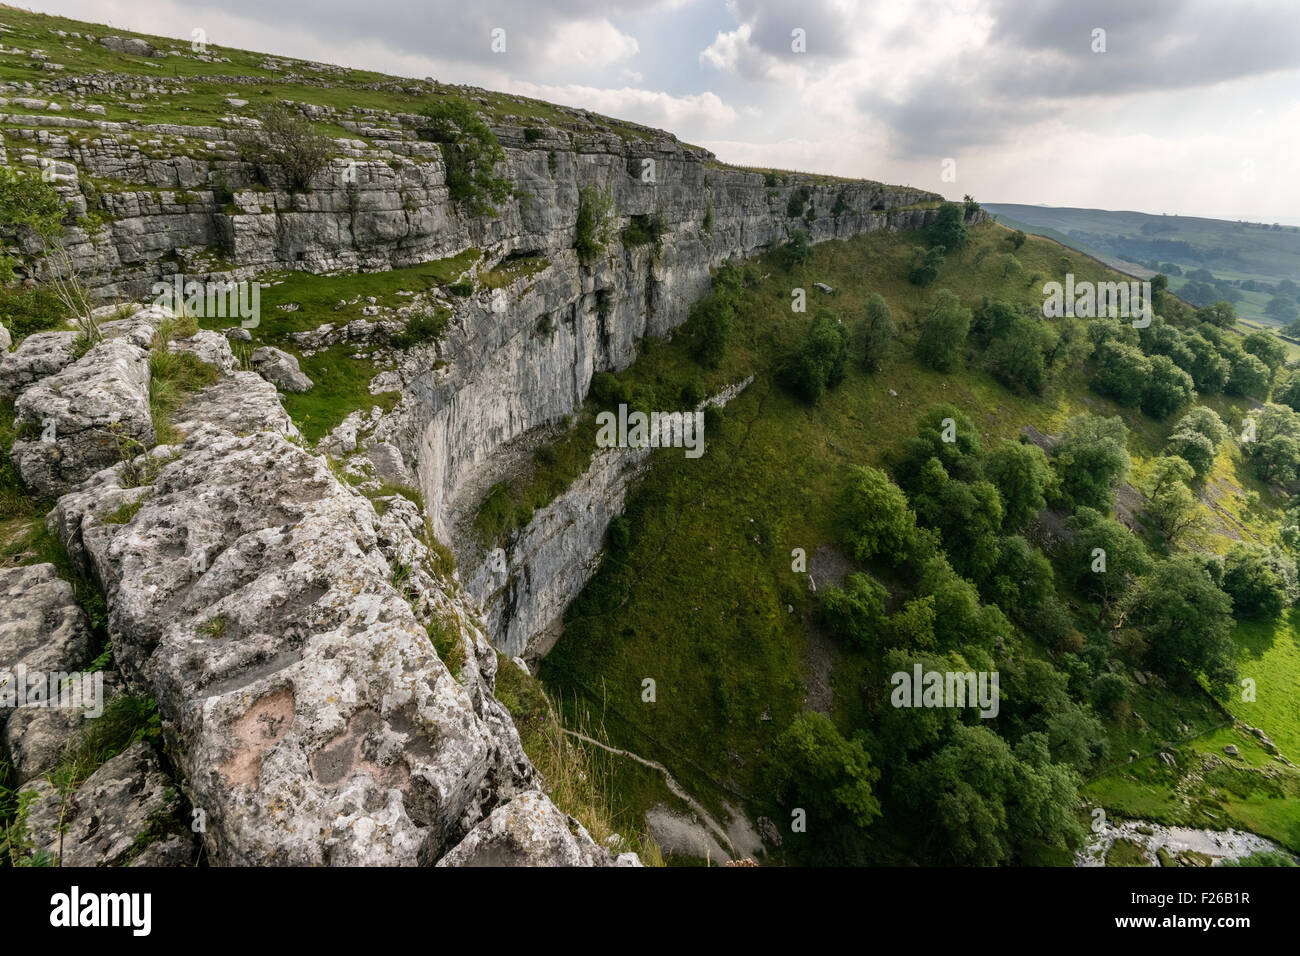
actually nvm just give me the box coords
[237,104,332,192]
[574,185,614,265]
[914,289,970,372]
[418,97,512,213]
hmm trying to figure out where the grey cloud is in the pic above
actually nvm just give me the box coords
[203,0,664,72]
[859,0,1300,155]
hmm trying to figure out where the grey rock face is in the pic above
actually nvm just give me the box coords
[49,418,579,865]
[0,563,93,722]
[173,371,297,439]
[0,330,79,399]
[251,345,313,392]
[437,790,635,867]
[4,671,122,784]
[11,338,153,496]
[462,378,751,658]
[21,741,196,866]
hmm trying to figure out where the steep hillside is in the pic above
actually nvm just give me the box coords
[536,221,1300,864]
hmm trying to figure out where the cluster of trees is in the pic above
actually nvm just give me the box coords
[907,201,970,288]
[971,298,1069,394]
[1086,300,1287,419]
[773,390,1295,862]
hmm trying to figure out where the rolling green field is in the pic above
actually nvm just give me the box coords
[988,203,1300,325]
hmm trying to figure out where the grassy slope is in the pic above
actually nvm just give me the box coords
[538,220,1300,858]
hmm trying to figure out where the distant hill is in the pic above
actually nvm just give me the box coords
[987,203,1300,326]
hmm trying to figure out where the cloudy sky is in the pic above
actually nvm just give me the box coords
[38,0,1300,223]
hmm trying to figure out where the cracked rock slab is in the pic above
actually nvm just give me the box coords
[21,741,194,867]
[0,563,93,723]
[11,338,153,496]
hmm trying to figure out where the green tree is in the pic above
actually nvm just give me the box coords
[987,317,1057,394]
[839,466,918,565]
[1221,543,1292,619]
[1050,414,1131,511]
[1142,456,1198,541]
[780,309,850,404]
[908,245,946,286]
[1245,404,1300,484]
[1196,301,1236,328]
[1166,405,1228,479]
[914,289,971,372]
[1225,347,1271,399]
[819,573,888,647]
[911,459,1004,581]
[986,441,1052,531]
[862,292,894,370]
[1242,330,1287,375]
[1140,354,1195,419]
[1091,338,1150,407]
[766,712,880,861]
[927,202,968,251]
[1066,506,1151,610]
[1126,555,1236,690]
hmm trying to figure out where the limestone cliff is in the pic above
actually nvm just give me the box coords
[0,10,979,865]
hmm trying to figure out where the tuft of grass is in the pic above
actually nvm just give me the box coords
[494,657,664,865]
[100,499,143,525]
[47,695,161,795]
[427,616,466,678]
[197,615,227,639]
[390,306,450,349]
[148,350,220,445]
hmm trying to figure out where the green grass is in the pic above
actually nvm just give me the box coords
[100,499,142,525]
[279,345,399,444]
[1223,610,1300,761]
[149,348,220,445]
[1106,838,1153,866]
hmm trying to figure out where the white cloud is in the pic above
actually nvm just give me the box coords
[544,18,639,69]
[507,81,743,132]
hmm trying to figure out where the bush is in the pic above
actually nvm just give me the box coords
[418,97,512,213]
[391,307,449,348]
[914,289,970,372]
[574,185,614,265]
[237,104,332,192]
[780,309,850,404]
[621,213,669,251]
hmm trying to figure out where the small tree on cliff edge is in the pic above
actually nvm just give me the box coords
[418,97,512,215]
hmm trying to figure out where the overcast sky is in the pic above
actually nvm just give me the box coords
[38,0,1300,223]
